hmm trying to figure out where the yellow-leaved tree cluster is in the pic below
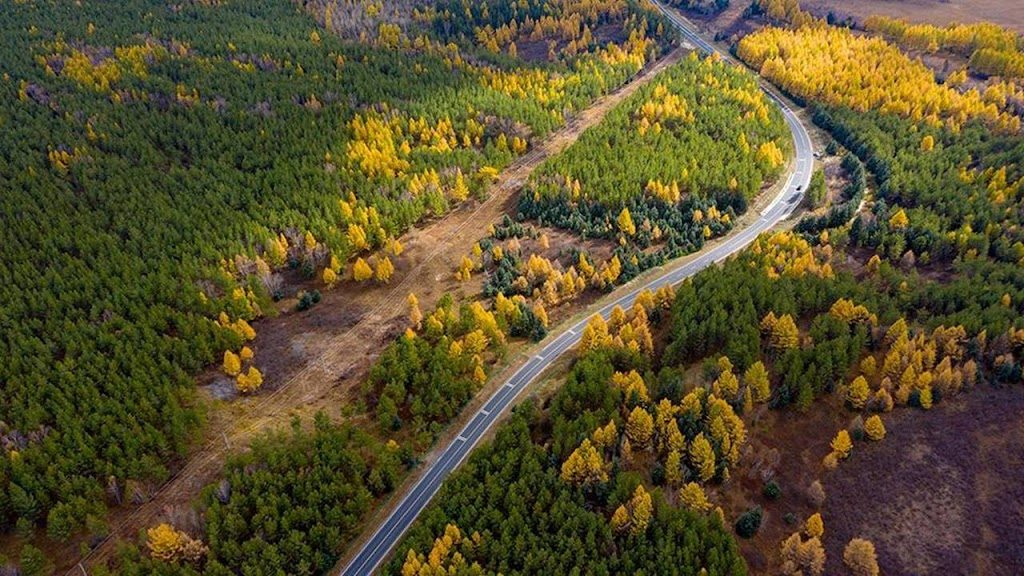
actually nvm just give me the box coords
[865,15,1024,80]
[748,231,834,279]
[737,25,1021,133]
[562,297,752,524]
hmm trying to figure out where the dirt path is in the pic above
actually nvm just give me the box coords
[68,47,685,574]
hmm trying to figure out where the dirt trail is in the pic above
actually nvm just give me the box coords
[68,47,684,574]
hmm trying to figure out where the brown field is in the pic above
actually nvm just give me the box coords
[684,0,1023,43]
[821,384,1024,575]
[721,384,1024,575]
[804,0,1024,33]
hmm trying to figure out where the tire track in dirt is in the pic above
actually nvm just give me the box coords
[69,47,685,574]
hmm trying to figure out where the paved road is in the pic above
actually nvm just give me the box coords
[339,6,814,575]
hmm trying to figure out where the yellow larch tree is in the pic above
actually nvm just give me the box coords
[322,266,338,288]
[352,257,373,282]
[625,406,654,449]
[617,207,636,236]
[690,432,716,482]
[744,361,771,403]
[147,523,185,561]
[864,415,886,440]
[375,255,394,283]
[628,484,653,535]
[560,439,608,485]
[889,209,910,229]
[236,366,264,394]
[847,376,870,409]
[223,350,241,376]
[665,449,684,487]
[578,314,612,354]
[843,538,879,576]
[612,370,649,403]
[532,301,549,328]
[830,430,852,459]
[591,419,618,450]
[770,314,800,351]
[679,482,710,512]
[805,512,824,539]
[407,292,422,328]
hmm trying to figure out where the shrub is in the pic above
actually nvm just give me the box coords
[735,507,763,538]
[296,290,322,311]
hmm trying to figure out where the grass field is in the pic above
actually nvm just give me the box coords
[821,385,1024,575]
[805,0,1024,33]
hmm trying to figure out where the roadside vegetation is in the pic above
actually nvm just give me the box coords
[88,17,799,576]
[0,0,671,566]
[387,4,1024,576]
[519,52,790,278]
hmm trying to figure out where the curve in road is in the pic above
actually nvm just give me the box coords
[340,6,814,575]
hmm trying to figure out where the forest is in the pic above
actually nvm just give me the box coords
[863,15,1024,80]
[383,9,1024,576]
[388,209,1021,574]
[5,0,1024,572]
[386,300,749,576]
[518,52,789,278]
[0,0,671,555]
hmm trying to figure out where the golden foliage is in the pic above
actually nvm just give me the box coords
[737,25,1020,133]
[751,231,833,279]
[375,255,394,283]
[222,350,241,376]
[847,376,869,409]
[625,406,654,448]
[352,257,373,282]
[830,429,852,459]
[864,415,886,441]
[400,524,486,576]
[146,523,207,563]
[679,482,710,513]
[829,298,875,325]
[744,361,771,403]
[561,438,608,485]
[322,266,338,288]
[779,532,826,576]
[407,292,423,327]
[689,432,716,482]
[591,419,618,450]
[843,538,880,576]
[805,512,824,539]
[612,370,649,403]
[616,207,636,236]
[610,484,654,535]
[768,313,799,351]
[235,366,264,394]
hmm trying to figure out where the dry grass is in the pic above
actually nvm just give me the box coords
[717,383,1024,576]
[804,0,1024,34]
[821,385,1024,575]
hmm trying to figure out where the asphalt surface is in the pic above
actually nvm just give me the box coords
[339,6,814,575]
